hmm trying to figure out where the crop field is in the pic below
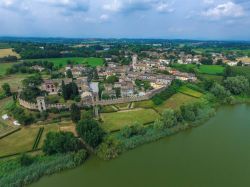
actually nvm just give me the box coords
[28,57,104,67]
[155,93,198,113]
[178,86,203,98]
[101,108,160,132]
[238,57,250,63]
[0,48,20,58]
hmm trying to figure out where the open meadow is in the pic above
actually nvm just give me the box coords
[155,93,199,113]
[27,57,104,67]
[101,108,160,132]
[0,74,29,92]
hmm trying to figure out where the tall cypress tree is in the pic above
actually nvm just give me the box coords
[70,103,81,123]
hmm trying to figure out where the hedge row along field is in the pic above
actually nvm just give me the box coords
[32,127,44,150]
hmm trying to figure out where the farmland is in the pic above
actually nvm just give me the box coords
[27,57,104,67]
[0,48,20,58]
[101,108,160,132]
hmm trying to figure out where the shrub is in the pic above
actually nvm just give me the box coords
[19,154,34,167]
[77,119,105,148]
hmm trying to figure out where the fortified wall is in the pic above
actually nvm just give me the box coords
[18,86,167,111]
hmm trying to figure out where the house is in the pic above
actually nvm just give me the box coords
[31,65,45,72]
[121,81,134,97]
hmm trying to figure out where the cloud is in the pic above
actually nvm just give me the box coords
[103,0,174,14]
[202,2,245,19]
[100,14,110,21]
[0,0,30,12]
[37,0,90,15]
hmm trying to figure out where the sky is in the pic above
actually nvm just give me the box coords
[0,0,250,40]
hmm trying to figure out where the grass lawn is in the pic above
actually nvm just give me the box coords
[198,65,225,75]
[115,103,130,110]
[155,93,198,113]
[101,108,160,132]
[0,127,39,157]
[172,64,224,75]
[178,86,203,98]
[27,57,104,67]
[0,74,30,92]
[0,63,17,76]
[134,100,156,109]
[0,48,20,58]
[200,74,224,83]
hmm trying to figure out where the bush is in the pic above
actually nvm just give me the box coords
[77,119,105,148]
[97,137,122,160]
[19,154,34,167]
[43,132,81,155]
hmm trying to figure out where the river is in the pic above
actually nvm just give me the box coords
[31,104,250,187]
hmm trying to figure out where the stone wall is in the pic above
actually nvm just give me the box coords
[18,86,167,110]
[18,98,38,110]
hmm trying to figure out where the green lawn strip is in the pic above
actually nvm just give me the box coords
[0,126,21,139]
[178,86,203,98]
[101,108,160,132]
[32,127,44,150]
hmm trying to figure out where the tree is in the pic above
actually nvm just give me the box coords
[223,65,234,78]
[224,76,249,95]
[105,75,119,84]
[66,69,73,78]
[43,132,81,155]
[70,103,81,123]
[2,83,11,96]
[77,119,105,148]
[162,109,177,128]
[210,83,231,100]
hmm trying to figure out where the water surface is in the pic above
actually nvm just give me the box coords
[31,104,250,187]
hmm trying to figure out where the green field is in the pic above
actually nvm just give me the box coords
[0,74,29,92]
[134,100,156,108]
[200,74,224,83]
[198,65,224,75]
[0,63,16,76]
[155,93,198,113]
[28,57,104,67]
[101,109,160,132]
[0,127,39,157]
[172,64,225,75]
[178,86,203,98]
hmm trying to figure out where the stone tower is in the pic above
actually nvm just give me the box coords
[132,54,138,69]
[37,96,46,112]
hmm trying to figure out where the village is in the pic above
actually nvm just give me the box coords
[17,54,197,113]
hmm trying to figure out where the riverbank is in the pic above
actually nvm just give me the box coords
[0,150,87,187]
[30,104,250,187]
